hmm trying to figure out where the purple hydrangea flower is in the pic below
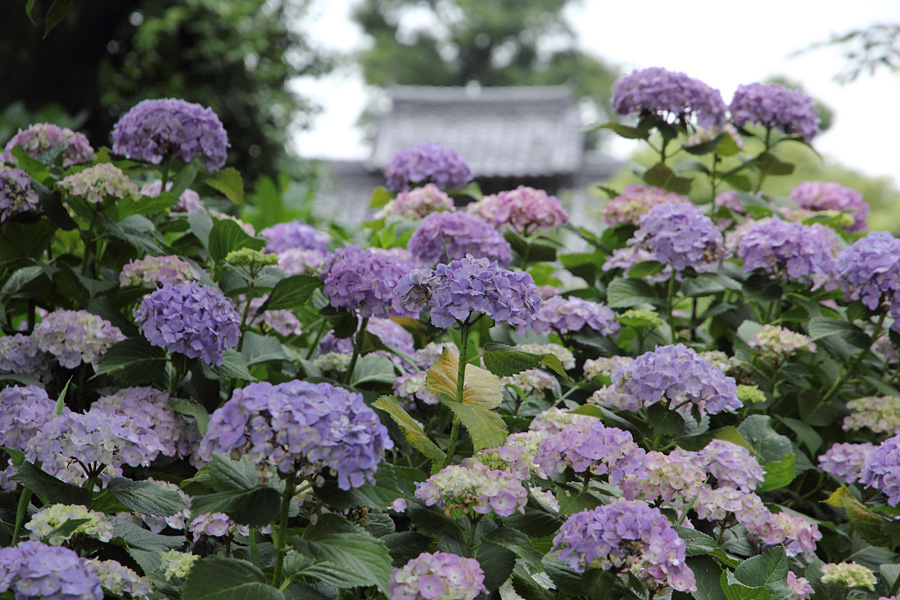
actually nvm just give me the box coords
[135,282,240,365]
[672,440,765,492]
[34,310,125,369]
[112,98,229,171]
[394,255,541,330]
[729,82,820,141]
[0,334,53,383]
[0,385,57,491]
[393,371,438,406]
[531,295,619,336]
[119,255,200,288]
[375,183,454,220]
[57,163,140,205]
[790,181,868,233]
[407,211,512,266]
[0,166,40,222]
[277,248,327,274]
[787,572,814,600]
[612,344,741,417]
[552,499,696,592]
[0,541,103,600]
[318,317,415,356]
[819,442,877,484]
[612,66,727,129]
[602,184,689,228]
[629,202,725,273]
[415,461,527,517]
[534,418,646,485]
[837,231,900,323]
[621,450,706,505]
[189,512,249,542]
[384,143,473,192]
[389,552,487,600]
[2,123,94,167]
[260,221,328,254]
[466,185,568,234]
[140,179,203,212]
[199,380,393,489]
[738,218,837,290]
[320,246,418,318]
[860,434,900,505]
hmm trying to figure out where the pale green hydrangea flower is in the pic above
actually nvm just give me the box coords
[26,504,114,545]
[160,550,199,581]
[820,562,876,590]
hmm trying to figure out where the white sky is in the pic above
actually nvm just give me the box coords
[292,0,900,185]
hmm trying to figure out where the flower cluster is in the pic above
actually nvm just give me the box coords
[389,552,487,600]
[747,325,815,361]
[673,440,765,492]
[844,396,900,435]
[738,218,837,290]
[0,385,57,490]
[612,66,726,129]
[0,334,53,383]
[553,500,696,591]
[820,562,877,590]
[277,248,327,274]
[407,211,511,266]
[466,185,568,234]
[85,559,151,599]
[529,407,589,434]
[189,512,249,542]
[790,181,868,232]
[199,380,392,489]
[112,98,229,170]
[394,371,438,405]
[602,184,689,227]
[502,369,557,396]
[729,82,820,141]
[33,309,125,369]
[261,221,329,254]
[395,255,541,329]
[384,143,472,192]
[837,231,900,319]
[2,123,94,167]
[612,344,741,417]
[698,350,738,375]
[0,541,103,600]
[58,163,140,205]
[860,434,900,505]
[534,418,646,485]
[584,355,634,380]
[621,451,706,505]
[787,571,814,600]
[743,508,821,561]
[415,461,527,517]
[320,246,418,318]
[375,183,454,219]
[0,166,40,221]
[135,282,240,365]
[531,295,619,336]
[471,431,546,477]
[26,504,114,546]
[119,254,199,288]
[629,202,725,272]
[160,550,199,581]
[140,179,203,212]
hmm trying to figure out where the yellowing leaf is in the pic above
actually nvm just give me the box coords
[425,348,502,409]
[373,397,445,462]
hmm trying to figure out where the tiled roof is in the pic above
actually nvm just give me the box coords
[369,85,584,177]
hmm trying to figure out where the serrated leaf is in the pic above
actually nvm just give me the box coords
[737,416,793,466]
[191,487,281,527]
[627,260,665,278]
[643,162,692,194]
[425,348,502,409]
[688,557,729,600]
[207,453,260,491]
[734,546,788,588]
[482,343,567,378]
[484,527,542,572]
[169,397,211,436]
[373,397,446,462]
[674,525,718,557]
[439,394,508,451]
[350,354,397,386]
[106,478,187,517]
[215,348,256,381]
[758,454,795,492]
[204,168,244,206]
[12,462,91,506]
[93,338,168,384]
[183,557,283,600]
[475,541,516,591]
[721,571,772,600]
[315,466,404,510]
[808,317,869,348]
[606,278,658,308]
[208,218,264,262]
[118,191,178,219]
[823,486,890,546]
[260,274,322,311]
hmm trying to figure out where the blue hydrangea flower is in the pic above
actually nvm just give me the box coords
[0,166,40,222]
[612,67,727,129]
[394,254,541,330]
[552,499,696,592]
[819,442,877,484]
[407,211,512,266]
[389,552,487,600]
[738,218,837,290]
[860,434,900,505]
[112,98,229,171]
[535,418,646,485]
[199,380,393,489]
[531,296,619,336]
[729,82,820,141]
[837,231,900,316]
[384,143,472,191]
[0,385,57,491]
[320,246,418,318]
[0,541,103,600]
[134,282,240,366]
[633,202,725,273]
[261,221,328,254]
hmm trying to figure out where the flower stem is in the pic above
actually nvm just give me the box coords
[160,154,173,192]
[821,309,888,405]
[272,471,297,588]
[343,317,369,385]
[666,274,678,343]
[443,321,470,467]
[465,513,483,558]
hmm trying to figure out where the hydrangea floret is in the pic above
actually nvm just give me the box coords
[189,512,249,542]
[384,143,472,192]
[819,443,878,483]
[820,562,877,590]
[375,183,454,219]
[859,434,900,505]
[502,369,557,397]
[552,500,696,592]
[119,255,199,288]
[466,185,568,234]
[601,184,689,227]
[112,98,229,170]
[415,461,527,517]
[612,66,726,129]
[729,82,820,141]
[738,218,837,290]
[85,559,151,599]
[531,295,619,336]
[0,541,103,600]
[787,571,814,600]
[394,371,438,406]
[0,334,53,383]
[844,396,900,434]
[134,281,240,366]
[159,550,199,581]
[57,163,140,205]
[407,211,512,266]
[26,504,114,546]
[673,440,764,492]
[319,246,418,318]
[621,450,706,505]
[33,309,125,369]
[790,181,868,232]
[748,324,815,361]
[0,385,58,491]
[633,202,725,272]
[260,221,329,254]
[0,166,40,222]
[388,552,487,600]
[140,179,203,212]
[2,123,94,167]
[199,380,392,490]
[837,231,900,320]
[584,355,634,380]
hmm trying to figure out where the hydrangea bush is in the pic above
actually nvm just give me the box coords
[1,67,899,600]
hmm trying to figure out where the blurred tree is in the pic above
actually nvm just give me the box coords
[352,0,618,147]
[800,23,900,83]
[0,0,333,179]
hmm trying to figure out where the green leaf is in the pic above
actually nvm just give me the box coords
[674,525,718,557]
[260,274,322,311]
[189,210,214,246]
[643,162,692,194]
[169,398,211,436]
[626,260,665,278]
[368,186,393,209]
[241,332,292,366]
[294,514,393,592]
[754,152,794,176]
[504,509,562,538]
[106,478,188,517]
[776,416,823,454]
[606,278,658,308]
[12,462,91,506]
[1,265,46,299]
[758,454,796,492]
[484,527,542,572]
[191,487,281,527]
[373,397,446,462]
[315,467,404,510]
[720,571,772,600]
[43,0,72,37]
[208,218,265,262]
[183,557,284,600]
[807,317,869,348]
[94,338,168,384]
[204,168,245,206]
[25,0,37,24]
[734,547,788,588]
[350,354,397,386]
[475,541,516,591]
[439,393,508,451]
[677,426,754,453]
[118,191,178,219]
[737,416,793,465]
[215,348,256,381]
[110,516,184,573]
[590,122,650,140]
[823,486,890,546]
[482,343,567,378]
[688,557,729,600]
[207,453,259,491]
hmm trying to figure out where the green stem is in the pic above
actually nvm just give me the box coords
[272,471,297,588]
[754,129,773,194]
[443,321,471,467]
[343,317,369,385]
[465,513,483,558]
[821,310,888,405]
[160,154,173,192]
[666,274,678,343]
[237,283,255,352]
[305,319,328,360]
